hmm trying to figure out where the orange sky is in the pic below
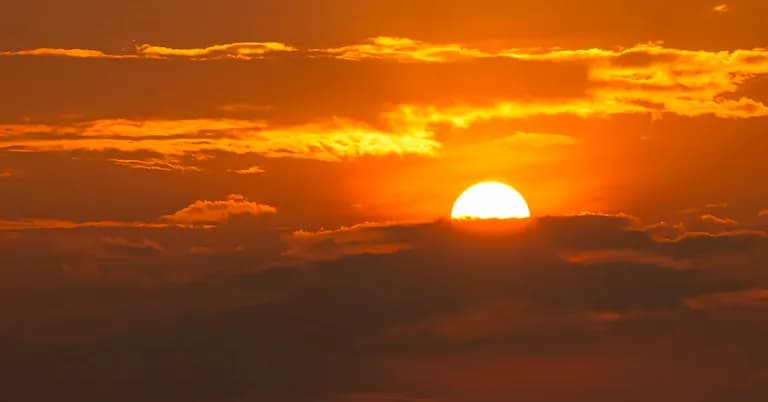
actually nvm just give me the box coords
[2,2,768,402]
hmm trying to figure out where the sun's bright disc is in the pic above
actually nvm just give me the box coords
[451,182,531,220]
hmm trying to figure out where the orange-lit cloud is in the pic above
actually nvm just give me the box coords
[317,36,488,62]
[228,166,265,175]
[0,118,266,137]
[700,214,737,225]
[0,196,276,230]
[0,42,295,60]
[322,38,768,119]
[713,3,731,13]
[135,42,296,60]
[0,118,440,161]
[686,288,768,310]
[1,109,583,162]
[5,38,768,119]
[0,48,136,59]
[759,209,768,217]
[383,94,765,124]
[285,221,428,260]
[108,157,202,172]
[565,250,689,269]
[162,194,277,225]
[0,219,177,231]
[0,168,16,177]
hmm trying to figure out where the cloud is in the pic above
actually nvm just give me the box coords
[0,118,440,161]
[287,213,768,268]
[285,221,431,261]
[101,237,164,254]
[0,42,295,60]
[227,166,265,175]
[660,230,768,258]
[0,196,277,230]
[0,219,178,231]
[0,168,16,177]
[686,288,768,310]
[390,297,628,342]
[564,249,689,270]
[162,194,277,225]
[537,214,767,260]
[4,38,768,120]
[317,36,489,62]
[713,3,731,13]
[0,118,267,137]
[700,214,737,225]
[320,38,768,119]
[0,48,136,59]
[135,42,296,60]
[759,209,768,217]
[108,157,202,172]
[373,90,766,146]
[534,213,650,251]
[382,83,767,123]
[3,210,768,401]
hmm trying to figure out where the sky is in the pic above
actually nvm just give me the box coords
[2,1,768,401]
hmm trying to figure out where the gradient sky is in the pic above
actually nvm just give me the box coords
[2,1,768,401]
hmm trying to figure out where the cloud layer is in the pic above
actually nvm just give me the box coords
[4,38,768,120]
[2,213,767,401]
[0,118,440,161]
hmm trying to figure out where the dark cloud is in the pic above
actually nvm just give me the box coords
[663,230,767,256]
[1,213,767,401]
[100,236,164,255]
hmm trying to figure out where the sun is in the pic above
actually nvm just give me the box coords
[451,181,531,220]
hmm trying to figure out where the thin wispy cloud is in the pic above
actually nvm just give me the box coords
[228,166,266,175]
[0,118,440,161]
[700,214,737,225]
[0,42,296,60]
[108,157,202,172]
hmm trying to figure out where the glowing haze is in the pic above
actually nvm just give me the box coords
[1,1,768,402]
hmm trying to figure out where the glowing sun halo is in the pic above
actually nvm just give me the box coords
[451,181,531,220]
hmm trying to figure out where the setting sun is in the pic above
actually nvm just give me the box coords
[451,181,531,220]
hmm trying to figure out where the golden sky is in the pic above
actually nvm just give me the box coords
[2,1,768,401]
